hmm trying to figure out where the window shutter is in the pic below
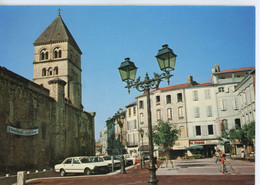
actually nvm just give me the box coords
[193,126,196,137]
[225,86,229,93]
[193,91,198,101]
[202,125,207,136]
[219,99,224,111]
[233,98,238,110]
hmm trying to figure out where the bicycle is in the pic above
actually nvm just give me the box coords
[218,161,237,175]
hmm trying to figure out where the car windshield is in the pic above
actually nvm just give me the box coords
[114,156,120,160]
[103,156,112,160]
[80,157,91,163]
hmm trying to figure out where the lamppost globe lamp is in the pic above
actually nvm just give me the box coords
[139,128,144,138]
[118,57,137,82]
[155,44,177,73]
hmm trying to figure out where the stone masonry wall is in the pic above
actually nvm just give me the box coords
[0,66,95,172]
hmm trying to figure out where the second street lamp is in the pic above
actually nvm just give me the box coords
[114,109,126,174]
[139,128,145,169]
[118,44,177,185]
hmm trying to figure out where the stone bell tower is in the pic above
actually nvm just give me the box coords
[33,11,82,109]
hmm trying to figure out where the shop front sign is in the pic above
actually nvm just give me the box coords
[190,140,219,146]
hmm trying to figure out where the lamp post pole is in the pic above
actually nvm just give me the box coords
[118,44,177,185]
[145,78,157,184]
[120,124,126,174]
[115,109,126,174]
[139,128,145,169]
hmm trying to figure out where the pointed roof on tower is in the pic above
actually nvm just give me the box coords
[33,12,82,54]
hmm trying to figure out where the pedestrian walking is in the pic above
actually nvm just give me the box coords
[215,150,220,164]
[132,149,138,168]
[241,147,245,158]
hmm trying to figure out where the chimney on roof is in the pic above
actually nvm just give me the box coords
[188,75,193,84]
[211,64,220,73]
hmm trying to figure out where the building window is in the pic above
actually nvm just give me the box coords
[48,67,53,76]
[179,126,185,138]
[194,107,200,118]
[196,126,201,136]
[42,68,46,76]
[235,118,241,128]
[177,93,183,102]
[178,106,184,119]
[156,96,160,105]
[167,108,172,120]
[54,47,62,59]
[233,98,238,110]
[205,89,211,99]
[133,107,136,116]
[156,109,161,121]
[208,125,214,135]
[40,48,49,61]
[166,95,171,104]
[140,113,144,124]
[222,119,228,130]
[218,87,224,92]
[218,98,227,111]
[207,106,212,117]
[139,101,144,109]
[193,90,198,101]
[128,108,131,117]
[54,67,58,75]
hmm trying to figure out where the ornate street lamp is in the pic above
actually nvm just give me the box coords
[118,44,177,185]
[114,108,126,174]
[139,128,145,169]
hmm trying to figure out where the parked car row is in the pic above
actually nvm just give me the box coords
[55,155,133,177]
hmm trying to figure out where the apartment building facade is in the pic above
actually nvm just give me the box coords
[100,65,255,158]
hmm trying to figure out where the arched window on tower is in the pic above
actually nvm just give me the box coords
[42,68,46,76]
[40,48,49,61]
[54,67,58,75]
[54,47,62,59]
[48,67,53,76]
[45,52,49,59]
[41,52,45,60]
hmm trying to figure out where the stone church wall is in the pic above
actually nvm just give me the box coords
[0,66,95,172]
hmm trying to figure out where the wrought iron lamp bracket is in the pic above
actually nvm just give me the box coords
[125,71,173,93]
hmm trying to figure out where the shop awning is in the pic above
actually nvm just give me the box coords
[186,146,203,150]
[139,145,150,152]
[154,148,164,151]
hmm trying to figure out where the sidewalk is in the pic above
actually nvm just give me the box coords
[157,158,255,176]
[2,159,255,185]
[25,159,254,185]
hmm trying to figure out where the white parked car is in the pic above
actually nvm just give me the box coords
[54,156,109,176]
[116,155,133,166]
[124,154,136,165]
[97,156,121,171]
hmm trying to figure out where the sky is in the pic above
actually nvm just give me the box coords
[0,5,256,142]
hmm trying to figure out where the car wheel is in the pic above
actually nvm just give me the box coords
[60,169,66,177]
[84,168,92,175]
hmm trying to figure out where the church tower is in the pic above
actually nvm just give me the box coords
[33,11,82,109]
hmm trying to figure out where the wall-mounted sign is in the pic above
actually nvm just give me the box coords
[190,140,219,146]
[7,126,38,136]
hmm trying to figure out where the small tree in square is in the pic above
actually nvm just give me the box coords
[152,121,179,167]
[229,121,255,157]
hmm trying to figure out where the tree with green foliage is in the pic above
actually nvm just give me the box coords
[229,121,255,157]
[152,121,179,167]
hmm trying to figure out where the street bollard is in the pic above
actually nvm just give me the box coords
[17,171,26,185]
